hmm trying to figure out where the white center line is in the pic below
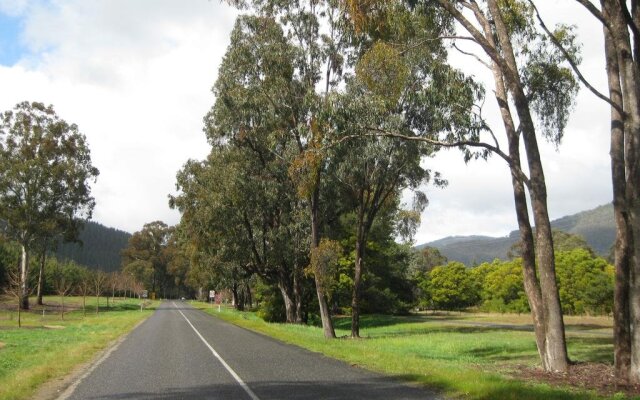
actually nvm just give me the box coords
[172,302,260,400]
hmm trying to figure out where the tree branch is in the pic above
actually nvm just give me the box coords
[452,44,492,69]
[527,0,626,115]
[330,127,531,188]
[618,0,640,46]
[574,0,610,28]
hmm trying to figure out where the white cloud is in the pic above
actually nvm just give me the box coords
[413,1,612,244]
[0,0,614,242]
[0,0,238,233]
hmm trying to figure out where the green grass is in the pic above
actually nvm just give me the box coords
[0,296,155,400]
[192,303,629,400]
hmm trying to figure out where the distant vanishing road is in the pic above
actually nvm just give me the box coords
[60,302,439,400]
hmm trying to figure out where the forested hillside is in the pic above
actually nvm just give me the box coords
[419,203,615,264]
[56,221,131,272]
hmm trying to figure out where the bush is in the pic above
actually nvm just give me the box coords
[254,281,286,323]
[555,249,614,315]
[418,262,480,311]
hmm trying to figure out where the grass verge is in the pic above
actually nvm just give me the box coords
[192,303,631,400]
[0,296,155,400]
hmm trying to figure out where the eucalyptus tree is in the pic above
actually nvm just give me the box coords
[346,0,579,372]
[532,0,640,383]
[0,101,99,310]
[122,221,174,293]
[328,82,439,337]
[205,3,358,337]
[171,145,310,322]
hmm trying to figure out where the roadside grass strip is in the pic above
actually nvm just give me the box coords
[191,303,625,400]
[0,297,155,400]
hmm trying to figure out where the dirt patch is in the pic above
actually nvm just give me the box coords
[0,342,5,349]
[511,362,640,397]
[43,325,65,330]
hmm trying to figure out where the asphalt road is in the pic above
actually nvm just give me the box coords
[61,302,439,400]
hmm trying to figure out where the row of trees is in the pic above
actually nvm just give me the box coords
[169,0,640,381]
[170,0,583,373]
[120,221,191,300]
[1,239,147,325]
[416,248,614,316]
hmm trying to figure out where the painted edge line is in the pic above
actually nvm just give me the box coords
[173,302,260,400]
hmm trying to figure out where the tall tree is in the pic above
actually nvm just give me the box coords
[121,221,173,298]
[329,113,435,336]
[346,0,579,372]
[205,4,356,336]
[172,144,310,322]
[0,101,99,310]
[546,0,640,383]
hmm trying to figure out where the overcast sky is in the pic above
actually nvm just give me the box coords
[0,1,611,244]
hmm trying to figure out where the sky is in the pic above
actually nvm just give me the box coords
[0,1,611,244]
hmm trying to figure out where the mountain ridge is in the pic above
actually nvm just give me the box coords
[55,220,131,272]
[417,203,615,265]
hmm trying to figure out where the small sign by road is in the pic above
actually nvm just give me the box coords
[141,290,148,299]
[209,290,215,299]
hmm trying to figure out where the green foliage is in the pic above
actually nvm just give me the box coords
[356,41,408,105]
[473,259,529,314]
[417,247,613,316]
[0,239,19,288]
[0,101,99,247]
[255,280,286,323]
[522,24,580,145]
[120,221,191,298]
[308,239,342,298]
[555,249,614,315]
[419,262,480,311]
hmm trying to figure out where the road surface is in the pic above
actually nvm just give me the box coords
[61,302,439,400]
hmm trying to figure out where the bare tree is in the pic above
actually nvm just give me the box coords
[92,271,107,314]
[108,272,120,306]
[53,272,73,320]
[77,272,92,317]
[131,280,145,311]
[3,269,27,327]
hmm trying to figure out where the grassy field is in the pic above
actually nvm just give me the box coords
[192,303,629,400]
[0,296,155,400]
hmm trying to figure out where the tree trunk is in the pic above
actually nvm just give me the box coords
[487,0,569,372]
[247,284,253,309]
[480,5,556,371]
[351,222,365,338]
[310,188,336,338]
[278,278,296,323]
[603,10,632,381]
[20,244,30,310]
[604,1,640,383]
[231,282,241,310]
[36,251,46,306]
[502,88,548,370]
[293,270,303,323]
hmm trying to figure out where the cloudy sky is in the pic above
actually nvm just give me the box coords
[0,1,611,244]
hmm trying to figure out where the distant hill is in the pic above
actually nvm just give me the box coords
[56,221,131,272]
[417,203,615,265]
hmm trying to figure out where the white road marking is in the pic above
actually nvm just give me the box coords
[173,302,260,400]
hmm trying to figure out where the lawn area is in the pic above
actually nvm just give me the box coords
[0,296,155,400]
[192,303,631,400]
